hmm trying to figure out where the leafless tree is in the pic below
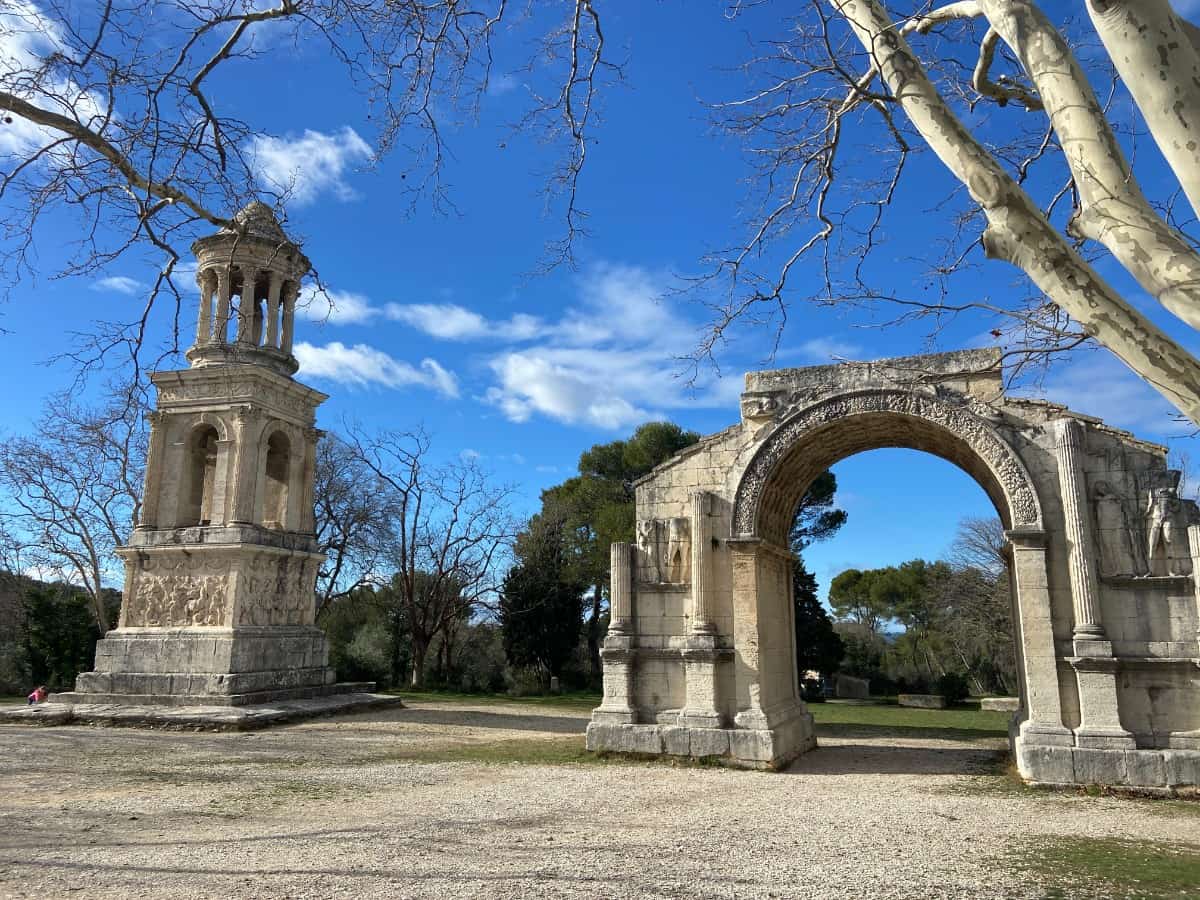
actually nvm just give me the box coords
[702,1,1200,424]
[312,430,390,617]
[347,425,516,687]
[0,381,148,630]
[0,0,612,371]
[948,514,1006,576]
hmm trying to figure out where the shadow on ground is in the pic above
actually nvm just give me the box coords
[385,707,588,735]
[784,741,1006,776]
[814,722,1008,742]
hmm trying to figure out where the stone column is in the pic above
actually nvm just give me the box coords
[680,490,722,728]
[281,281,298,355]
[593,540,637,724]
[195,272,214,346]
[690,491,715,635]
[297,427,320,533]
[213,268,232,344]
[137,411,168,529]
[227,406,257,525]
[266,272,282,350]
[1053,418,1107,646]
[609,541,633,636]
[1005,528,1072,744]
[235,268,258,346]
[1188,524,1200,656]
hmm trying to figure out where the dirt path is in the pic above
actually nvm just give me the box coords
[0,699,1193,899]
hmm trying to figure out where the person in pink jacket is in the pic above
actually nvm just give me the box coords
[26,685,47,704]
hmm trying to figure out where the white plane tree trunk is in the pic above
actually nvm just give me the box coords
[829,0,1200,426]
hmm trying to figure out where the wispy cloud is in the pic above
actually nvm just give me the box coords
[298,285,378,325]
[384,303,544,341]
[1018,352,1178,435]
[249,127,372,206]
[295,341,459,397]
[90,275,145,296]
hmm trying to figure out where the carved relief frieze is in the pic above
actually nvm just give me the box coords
[235,553,316,626]
[732,389,1042,537]
[124,555,229,627]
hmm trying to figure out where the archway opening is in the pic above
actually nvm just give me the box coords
[183,425,220,526]
[263,431,291,529]
[786,447,1022,769]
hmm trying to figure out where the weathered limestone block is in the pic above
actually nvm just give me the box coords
[899,694,947,709]
[980,697,1020,712]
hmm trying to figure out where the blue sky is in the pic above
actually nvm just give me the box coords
[3,1,1200,598]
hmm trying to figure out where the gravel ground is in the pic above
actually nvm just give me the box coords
[0,699,1195,899]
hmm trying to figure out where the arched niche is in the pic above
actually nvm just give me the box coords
[181,424,221,527]
[262,429,292,530]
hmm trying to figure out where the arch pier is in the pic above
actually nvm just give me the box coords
[587,349,1200,790]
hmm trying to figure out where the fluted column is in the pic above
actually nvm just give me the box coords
[280,281,298,355]
[227,405,256,525]
[690,490,715,634]
[266,271,282,349]
[609,542,633,635]
[1053,418,1105,642]
[195,271,215,346]
[138,411,168,529]
[213,268,232,344]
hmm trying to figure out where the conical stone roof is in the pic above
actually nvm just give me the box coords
[225,200,289,242]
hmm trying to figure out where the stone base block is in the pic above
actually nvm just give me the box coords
[67,626,345,707]
[1,692,402,731]
[1016,732,1200,791]
[898,694,947,709]
[586,707,816,769]
[980,697,1020,712]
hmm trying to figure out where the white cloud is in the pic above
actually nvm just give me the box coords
[0,2,105,158]
[1019,353,1177,435]
[298,285,378,325]
[90,275,144,296]
[384,302,544,341]
[794,337,861,363]
[294,341,459,397]
[460,448,482,462]
[249,127,372,206]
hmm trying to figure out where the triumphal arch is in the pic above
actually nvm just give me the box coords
[587,349,1200,790]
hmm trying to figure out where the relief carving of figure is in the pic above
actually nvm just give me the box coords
[636,519,661,583]
[1146,479,1184,576]
[665,517,690,583]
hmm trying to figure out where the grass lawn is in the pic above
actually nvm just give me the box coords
[1014,836,1200,899]
[808,699,1011,741]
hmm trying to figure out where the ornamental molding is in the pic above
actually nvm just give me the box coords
[731,388,1042,537]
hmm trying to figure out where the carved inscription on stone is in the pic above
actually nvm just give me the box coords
[732,389,1042,537]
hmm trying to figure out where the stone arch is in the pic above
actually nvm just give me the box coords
[731,389,1043,545]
